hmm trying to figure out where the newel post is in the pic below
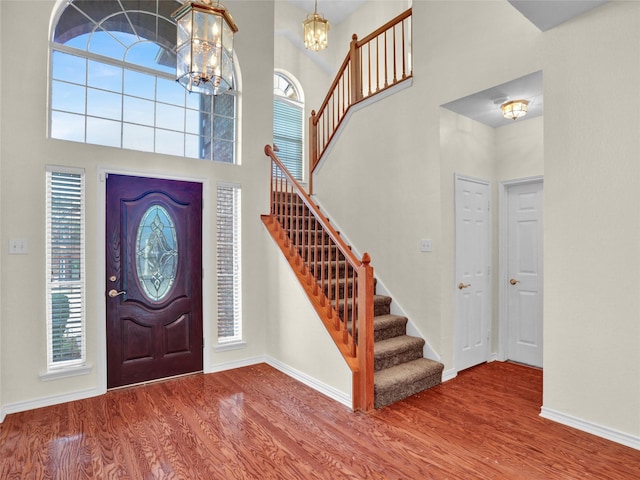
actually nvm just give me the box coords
[349,34,363,104]
[309,109,317,194]
[355,252,374,411]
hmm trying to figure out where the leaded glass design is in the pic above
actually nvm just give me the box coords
[136,205,178,301]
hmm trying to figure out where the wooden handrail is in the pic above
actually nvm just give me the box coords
[309,8,412,192]
[262,144,374,412]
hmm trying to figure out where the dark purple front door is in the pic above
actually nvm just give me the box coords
[106,174,203,388]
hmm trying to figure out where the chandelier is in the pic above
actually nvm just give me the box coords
[501,100,529,120]
[172,0,238,95]
[303,0,329,51]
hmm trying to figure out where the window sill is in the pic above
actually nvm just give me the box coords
[213,341,246,353]
[40,363,93,382]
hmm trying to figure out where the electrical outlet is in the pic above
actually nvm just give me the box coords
[9,238,28,255]
[420,239,432,253]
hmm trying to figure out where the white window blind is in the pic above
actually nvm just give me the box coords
[46,167,86,369]
[273,99,304,181]
[216,184,242,342]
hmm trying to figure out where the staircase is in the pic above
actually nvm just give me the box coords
[330,257,444,408]
[262,5,441,411]
[262,150,443,409]
[372,298,443,408]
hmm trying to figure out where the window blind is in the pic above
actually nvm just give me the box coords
[46,168,86,368]
[273,98,304,181]
[216,184,242,342]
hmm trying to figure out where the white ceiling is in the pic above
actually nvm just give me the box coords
[444,0,608,127]
[287,0,367,25]
[285,0,609,128]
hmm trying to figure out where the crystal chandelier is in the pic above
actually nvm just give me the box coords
[172,0,238,95]
[303,0,329,51]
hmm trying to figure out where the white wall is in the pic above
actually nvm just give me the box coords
[310,0,639,444]
[541,1,640,440]
[264,237,352,404]
[0,0,274,414]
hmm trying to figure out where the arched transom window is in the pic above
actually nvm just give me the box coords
[273,72,304,181]
[50,0,237,163]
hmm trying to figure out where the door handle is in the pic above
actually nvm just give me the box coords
[458,282,471,290]
[509,278,520,285]
[108,289,126,298]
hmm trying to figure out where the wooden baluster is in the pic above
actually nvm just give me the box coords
[376,36,380,92]
[384,32,389,88]
[392,25,397,84]
[401,19,407,80]
[367,42,372,96]
[326,232,333,320]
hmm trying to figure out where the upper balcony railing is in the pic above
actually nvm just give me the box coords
[309,8,412,189]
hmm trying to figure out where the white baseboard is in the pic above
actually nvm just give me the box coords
[1,387,101,423]
[207,355,267,373]
[266,356,352,409]
[441,368,457,382]
[540,406,640,451]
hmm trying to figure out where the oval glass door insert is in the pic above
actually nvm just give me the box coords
[135,204,178,301]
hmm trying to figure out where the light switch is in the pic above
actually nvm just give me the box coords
[420,239,432,252]
[9,238,28,255]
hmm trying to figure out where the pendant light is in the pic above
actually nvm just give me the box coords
[172,0,238,95]
[303,0,329,51]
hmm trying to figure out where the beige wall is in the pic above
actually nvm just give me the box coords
[1,0,639,446]
[541,1,640,436]
[0,0,274,412]
[312,0,639,443]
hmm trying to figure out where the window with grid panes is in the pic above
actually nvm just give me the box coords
[50,0,237,163]
[216,184,242,343]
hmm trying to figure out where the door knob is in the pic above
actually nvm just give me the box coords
[458,282,471,290]
[108,289,126,298]
[509,278,520,285]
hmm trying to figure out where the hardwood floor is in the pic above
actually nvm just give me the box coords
[1,361,638,479]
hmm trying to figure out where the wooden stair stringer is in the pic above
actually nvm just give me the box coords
[261,214,359,373]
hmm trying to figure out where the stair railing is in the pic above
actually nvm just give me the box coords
[309,8,412,191]
[261,145,375,412]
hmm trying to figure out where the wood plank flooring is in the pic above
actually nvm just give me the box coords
[1,361,638,479]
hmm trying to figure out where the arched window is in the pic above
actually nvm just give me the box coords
[273,72,304,181]
[50,0,238,163]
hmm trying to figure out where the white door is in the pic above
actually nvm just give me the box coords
[506,181,543,367]
[455,175,491,372]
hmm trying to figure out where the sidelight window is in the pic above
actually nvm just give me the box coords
[216,183,242,344]
[46,167,86,370]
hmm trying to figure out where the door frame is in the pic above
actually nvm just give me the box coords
[454,173,492,372]
[497,175,543,362]
[96,167,211,395]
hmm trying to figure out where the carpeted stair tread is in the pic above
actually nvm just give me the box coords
[375,335,424,358]
[374,358,444,408]
[374,314,407,331]
[374,314,408,342]
[374,335,424,370]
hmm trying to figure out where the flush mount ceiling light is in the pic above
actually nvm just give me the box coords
[303,0,329,51]
[501,99,529,120]
[172,0,238,95]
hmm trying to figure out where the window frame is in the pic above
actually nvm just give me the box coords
[48,0,239,164]
[43,165,88,377]
[215,182,243,349]
[273,71,305,182]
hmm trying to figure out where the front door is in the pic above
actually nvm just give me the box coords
[455,175,492,371]
[106,174,203,388]
[506,180,543,368]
